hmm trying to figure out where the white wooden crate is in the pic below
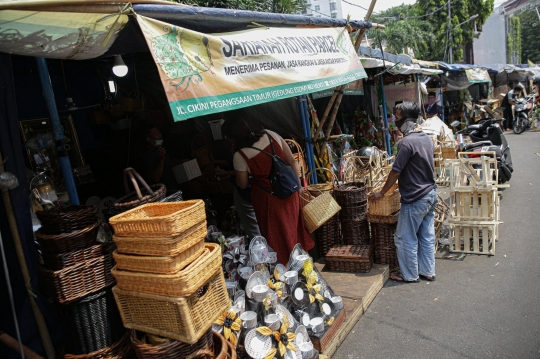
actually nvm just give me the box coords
[448,222,498,255]
[449,189,499,222]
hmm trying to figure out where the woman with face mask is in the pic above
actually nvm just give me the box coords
[143,124,177,193]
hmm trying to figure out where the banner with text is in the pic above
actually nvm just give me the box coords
[136,15,367,121]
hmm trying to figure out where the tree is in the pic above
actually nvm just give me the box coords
[507,16,521,64]
[417,0,494,63]
[517,9,540,64]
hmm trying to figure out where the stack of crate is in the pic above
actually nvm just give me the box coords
[109,200,230,346]
[446,152,501,255]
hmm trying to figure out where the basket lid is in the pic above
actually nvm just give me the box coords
[326,245,373,260]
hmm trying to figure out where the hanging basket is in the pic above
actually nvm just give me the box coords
[306,168,339,197]
[300,190,341,233]
[285,139,308,178]
[114,168,166,213]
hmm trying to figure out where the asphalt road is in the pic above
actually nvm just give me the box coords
[334,131,540,359]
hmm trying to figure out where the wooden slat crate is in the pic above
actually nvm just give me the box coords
[449,189,499,221]
[448,222,497,255]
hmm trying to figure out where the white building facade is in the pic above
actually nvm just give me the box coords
[302,0,344,19]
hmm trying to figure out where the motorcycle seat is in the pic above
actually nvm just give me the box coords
[467,124,482,130]
[462,141,493,151]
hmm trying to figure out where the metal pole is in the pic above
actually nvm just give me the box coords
[440,81,445,123]
[35,58,80,205]
[379,76,392,156]
[448,0,453,64]
[0,230,25,359]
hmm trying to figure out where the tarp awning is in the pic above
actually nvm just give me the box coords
[359,58,443,75]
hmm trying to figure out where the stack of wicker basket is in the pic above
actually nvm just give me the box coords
[367,184,401,272]
[109,200,231,354]
[35,205,124,356]
[334,182,370,246]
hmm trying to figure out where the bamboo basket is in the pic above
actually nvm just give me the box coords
[300,190,341,233]
[35,220,100,254]
[112,220,207,257]
[367,211,400,224]
[285,139,307,179]
[36,205,98,235]
[114,168,166,213]
[130,328,213,359]
[368,184,401,216]
[333,181,367,206]
[111,243,222,297]
[109,200,205,238]
[41,244,104,271]
[113,270,231,344]
[64,331,135,359]
[306,168,338,197]
[113,240,205,274]
[326,245,374,273]
[213,331,237,359]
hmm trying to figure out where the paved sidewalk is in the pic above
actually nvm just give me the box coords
[334,131,540,359]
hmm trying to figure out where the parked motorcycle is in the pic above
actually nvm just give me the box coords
[513,94,535,134]
[455,117,513,184]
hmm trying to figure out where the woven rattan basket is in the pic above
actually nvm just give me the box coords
[315,213,341,257]
[111,243,222,297]
[367,211,399,224]
[41,244,104,271]
[301,190,341,233]
[371,222,399,271]
[213,330,237,359]
[113,270,231,344]
[113,240,204,274]
[114,168,166,213]
[333,182,367,206]
[285,139,307,179]
[340,202,368,222]
[131,328,213,359]
[341,219,370,246]
[35,220,100,254]
[109,200,205,238]
[113,220,207,256]
[368,184,401,216]
[36,205,98,235]
[306,168,338,197]
[326,245,374,273]
[64,331,135,359]
[39,254,115,304]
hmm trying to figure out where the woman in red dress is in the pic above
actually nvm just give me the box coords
[221,117,314,264]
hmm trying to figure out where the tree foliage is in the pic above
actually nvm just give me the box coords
[507,16,522,64]
[187,0,306,13]
[369,0,494,63]
[516,9,540,64]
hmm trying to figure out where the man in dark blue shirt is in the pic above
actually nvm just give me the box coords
[370,101,437,283]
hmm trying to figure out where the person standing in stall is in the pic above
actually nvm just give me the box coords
[221,116,314,264]
[142,122,177,193]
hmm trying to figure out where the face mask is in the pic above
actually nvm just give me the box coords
[395,119,405,130]
[155,140,163,146]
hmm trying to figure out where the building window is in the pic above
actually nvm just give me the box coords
[330,3,336,10]
[315,5,320,10]
[331,13,337,18]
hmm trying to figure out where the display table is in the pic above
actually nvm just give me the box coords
[314,262,389,358]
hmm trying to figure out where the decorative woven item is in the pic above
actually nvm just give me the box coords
[326,245,374,273]
[191,134,214,168]
[36,205,98,235]
[113,270,231,343]
[213,330,237,359]
[285,139,307,178]
[109,200,205,238]
[368,184,401,216]
[131,328,213,359]
[371,222,399,271]
[114,168,166,213]
[341,219,370,246]
[64,331,135,359]
[339,202,367,222]
[301,190,341,233]
[314,214,341,257]
[111,243,222,297]
[39,254,115,304]
[59,287,124,355]
[367,211,399,224]
[41,244,104,271]
[112,239,205,274]
[112,220,207,257]
[333,182,367,206]
[306,168,338,197]
[35,220,100,254]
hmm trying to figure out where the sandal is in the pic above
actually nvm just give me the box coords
[390,273,420,283]
[419,275,436,282]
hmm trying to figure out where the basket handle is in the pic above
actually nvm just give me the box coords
[306,167,339,187]
[191,134,209,151]
[123,168,154,199]
[285,139,305,156]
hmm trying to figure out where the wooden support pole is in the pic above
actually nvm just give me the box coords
[0,332,44,359]
[0,152,56,359]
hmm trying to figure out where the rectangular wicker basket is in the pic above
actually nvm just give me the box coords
[109,200,205,238]
[301,191,341,233]
[368,184,401,216]
[113,270,231,344]
[326,245,374,273]
[113,220,207,257]
[111,243,222,297]
[112,240,205,274]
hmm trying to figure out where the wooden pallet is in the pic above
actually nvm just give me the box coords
[448,222,498,255]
